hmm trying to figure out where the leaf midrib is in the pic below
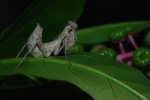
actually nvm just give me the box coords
[0,57,147,99]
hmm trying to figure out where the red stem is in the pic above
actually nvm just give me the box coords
[98,46,104,51]
[126,60,133,66]
[119,41,125,54]
[117,51,133,62]
[128,34,138,49]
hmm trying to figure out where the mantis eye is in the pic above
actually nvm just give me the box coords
[68,20,78,29]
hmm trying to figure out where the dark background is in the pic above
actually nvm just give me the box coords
[1,0,150,34]
[0,0,150,100]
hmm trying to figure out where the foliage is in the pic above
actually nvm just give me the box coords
[1,0,150,100]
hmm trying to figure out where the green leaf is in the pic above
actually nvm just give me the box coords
[0,0,85,59]
[0,52,150,100]
[76,21,150,44]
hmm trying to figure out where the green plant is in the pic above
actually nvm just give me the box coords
[98,47,116,59]
[145,31,150,45]
[108,27,127,41]
[1,53,150,100]
[132,47,150,67]
[67,43,84,55]
[125,25,135,33]
[90,44,106,52]
[1,0,150,100]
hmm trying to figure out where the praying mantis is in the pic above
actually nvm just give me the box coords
[14,20,78,69]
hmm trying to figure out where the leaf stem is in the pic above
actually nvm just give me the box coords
[117,51,133,62]
[119,41,125,54]
[127,34,138,49]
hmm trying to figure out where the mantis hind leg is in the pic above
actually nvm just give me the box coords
[16,43,27,58]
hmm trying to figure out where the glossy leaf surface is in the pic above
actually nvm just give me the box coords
[76,21,150,44]
[0,52,150,100]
